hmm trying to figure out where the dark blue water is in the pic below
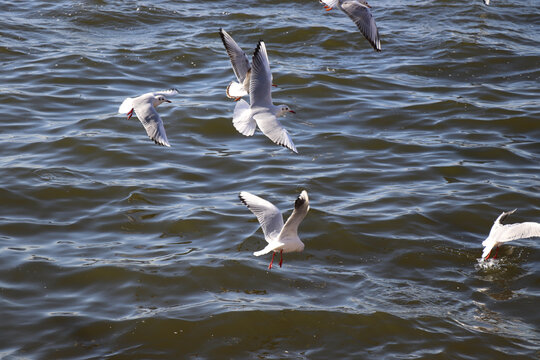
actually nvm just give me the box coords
[1,0,539,358]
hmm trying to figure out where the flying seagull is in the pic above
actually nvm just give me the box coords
[118,89,178,147]
[232,41,297,153]
[239,190,310,269]
[320,0,381,52]
[219,28,275,101]
[482,209,540,260]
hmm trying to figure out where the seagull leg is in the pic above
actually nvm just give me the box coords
[235,97,241,102]
[268,252,276,270]
[493,247,499,259]
[279,249,283,268]
[126,108,134,120]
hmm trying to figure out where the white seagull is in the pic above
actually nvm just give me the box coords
[320,0,381,52]
[232,41,297,153]
[483,0,490,5]
[118,89,178,147]
[219,28,251,101]
[239,190,310,269]
[482,209,540,260]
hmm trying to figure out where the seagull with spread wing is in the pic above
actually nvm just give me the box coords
[239,190,310,269]
[118,89,178,147]
[482,209,540,260]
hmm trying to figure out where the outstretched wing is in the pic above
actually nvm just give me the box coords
[498,222,540,244]
[249,41,273,108]
[253,111,297,153]
[220,28,251,83]
[132,101,170,147]
[340,0,381,51]
[239,191,284,242]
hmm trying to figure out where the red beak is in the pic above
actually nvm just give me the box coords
[289,110,296,114]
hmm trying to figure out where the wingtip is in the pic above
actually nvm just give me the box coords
[295,190,309,209]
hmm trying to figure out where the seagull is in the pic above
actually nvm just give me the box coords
[320,0,381,52]
[219,28,276,101]
[239,190,310,269]
[118,89,178,147]
[219,28,251,101]
[483,0,490,5]
[232,41,297,153]
[482,209,540,260]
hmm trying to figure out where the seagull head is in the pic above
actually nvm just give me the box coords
[277,105,296,116]
[153,95,172,108]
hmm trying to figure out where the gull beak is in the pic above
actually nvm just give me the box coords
[366,2,372,8]
[289,110,296,114]
[272,84,278,87]
[165,100,171,103]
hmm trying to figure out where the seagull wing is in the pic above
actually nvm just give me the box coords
[249,41,273,108]
[220,28,251,84]
[340,0,381,51]
[239,191,284,243]
[132,99,170,147]
[253,111,297,153]
[497,222,540,244]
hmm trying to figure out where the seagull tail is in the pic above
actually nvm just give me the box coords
[232,99,256,136]
[118,97,134,114]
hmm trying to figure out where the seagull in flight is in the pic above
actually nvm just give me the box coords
[320,0,381,52]
[118,89,178,147]
[482,209,540,260]
[232,41,297,153]
[239,190,310,269]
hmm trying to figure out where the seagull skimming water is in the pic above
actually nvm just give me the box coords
[239,190,310,269]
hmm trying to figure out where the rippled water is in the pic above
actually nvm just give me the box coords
[1,0,539,358]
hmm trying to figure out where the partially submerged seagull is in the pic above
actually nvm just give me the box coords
[118,89,178,147]
[232,41,297,153]
[482,209,540,260]
[239,190,310,269]
[320,0,381,52]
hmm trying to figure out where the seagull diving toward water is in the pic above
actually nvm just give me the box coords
[319,0,381,52]
[219,28,276,101]
[232,41,297,153]
[239,190,310,269]
[482,209,540,260]
[118,89,178,147]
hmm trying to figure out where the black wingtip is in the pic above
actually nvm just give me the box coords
[294,194,306,209]
[238,192,248,207]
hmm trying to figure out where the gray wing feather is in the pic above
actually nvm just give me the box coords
[253,112,297,153]
[220,29,251,83]
[239,191,284,243]
[133,101,170,147]
[340,1,381,51]
[249,41,273,107]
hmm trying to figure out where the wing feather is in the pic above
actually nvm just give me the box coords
[239,191,284,242]
[340,1,381,51]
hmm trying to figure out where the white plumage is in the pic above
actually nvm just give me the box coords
[239,190,310,269]
[481,209,540,260]
[118,89,178,147]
